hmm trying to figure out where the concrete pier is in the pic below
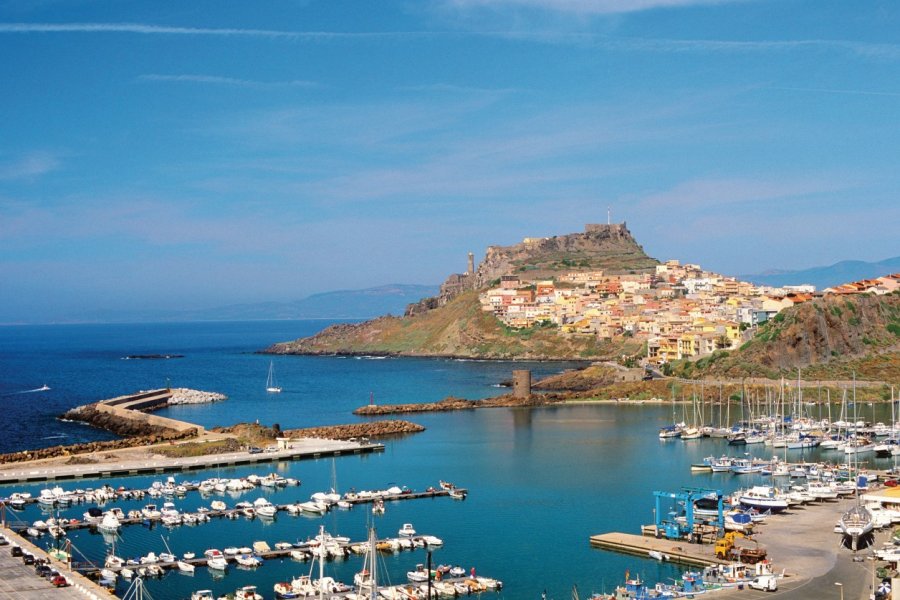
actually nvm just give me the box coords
[0,438,383,485]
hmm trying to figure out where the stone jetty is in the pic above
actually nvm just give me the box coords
[353,393,570,415]
[284,419,425,439]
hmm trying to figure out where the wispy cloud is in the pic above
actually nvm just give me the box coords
[445,0,739,16]
[138,74,318,88]
[0,152,59,180]
[636,177,853,211]
[0,21,445,40]
[3,21,900,61]
[770,86,900,98]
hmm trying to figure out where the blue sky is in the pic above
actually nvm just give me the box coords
[1,0,899,322]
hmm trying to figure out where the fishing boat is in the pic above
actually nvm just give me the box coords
[274,581,299,599]
[266,360,282,393]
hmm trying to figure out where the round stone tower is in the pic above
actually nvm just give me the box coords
[512,369,532,399]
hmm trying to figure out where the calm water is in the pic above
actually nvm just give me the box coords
[1,321,897,599]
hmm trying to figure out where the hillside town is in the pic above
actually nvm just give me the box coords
[478,259,900,365]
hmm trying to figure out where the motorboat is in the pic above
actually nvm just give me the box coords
[235,554,262,568]
[298,501,328,515]
[207,555,228,571]
[738,486,789,513]
[235,585,263,600]
[191,591,214,600]
[398,523,416,537]
[407,564,429,582]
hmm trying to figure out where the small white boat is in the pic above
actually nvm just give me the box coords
[207,555,228,571]
[398,523,416,537]
[191,591,214,600]
[177,560,195,573]
[648,550,669,561]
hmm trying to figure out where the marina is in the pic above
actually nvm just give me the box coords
[1,322,898,599]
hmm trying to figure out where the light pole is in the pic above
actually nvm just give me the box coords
[835,582,843,600]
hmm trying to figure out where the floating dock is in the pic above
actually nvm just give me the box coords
[589,532,727,567]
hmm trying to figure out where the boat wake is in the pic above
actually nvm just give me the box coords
[1,385,51,396]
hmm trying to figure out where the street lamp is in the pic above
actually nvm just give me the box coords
[835,582,844,600]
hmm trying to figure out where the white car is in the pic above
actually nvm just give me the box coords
[748,575,778,592]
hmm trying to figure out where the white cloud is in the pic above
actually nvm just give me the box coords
[138,74,318,88]
[0,152,59,180]
[445,0,738,16]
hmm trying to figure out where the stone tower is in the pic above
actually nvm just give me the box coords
[467,252,475,275]
[512,369,532,399]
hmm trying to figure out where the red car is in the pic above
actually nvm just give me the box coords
[885,480,898,487]
[51,575,69,588]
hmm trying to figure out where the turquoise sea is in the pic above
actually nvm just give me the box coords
[1,321,896,599]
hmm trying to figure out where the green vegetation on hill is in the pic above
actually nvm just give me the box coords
[268,291,641,360]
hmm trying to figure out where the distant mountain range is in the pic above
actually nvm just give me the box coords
[741,256,900,289]
[65,284,439,323]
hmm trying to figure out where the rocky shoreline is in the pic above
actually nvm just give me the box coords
[0,431,195,465]
[352,393,571,415]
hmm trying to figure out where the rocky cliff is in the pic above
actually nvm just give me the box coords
[406,223,655,316]
[693,292,900,379]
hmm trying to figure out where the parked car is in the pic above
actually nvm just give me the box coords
[248,446,262,454]
[22,552,35,565]
[264,445,277,453]
[10,545,22,556]
[51,575,69,588]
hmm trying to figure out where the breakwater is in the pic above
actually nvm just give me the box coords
[285,420,425,439]
[352,393,569,416]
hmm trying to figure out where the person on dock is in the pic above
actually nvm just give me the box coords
[471,567,476,578]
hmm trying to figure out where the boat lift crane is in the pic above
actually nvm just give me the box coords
[653,487,724,541]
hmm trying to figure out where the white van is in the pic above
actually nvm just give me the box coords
[748,575,778,592]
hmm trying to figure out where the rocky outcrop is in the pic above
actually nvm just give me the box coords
[284,420,425,439]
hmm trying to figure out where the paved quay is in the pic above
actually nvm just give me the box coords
[0,526,112,599]
[594,493,890,600]
[0,438,383,485]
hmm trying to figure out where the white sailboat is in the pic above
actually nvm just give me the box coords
[840,374,874,551]
[266,361,282,393]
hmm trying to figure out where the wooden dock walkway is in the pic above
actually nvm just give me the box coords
[589,531,728,567]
